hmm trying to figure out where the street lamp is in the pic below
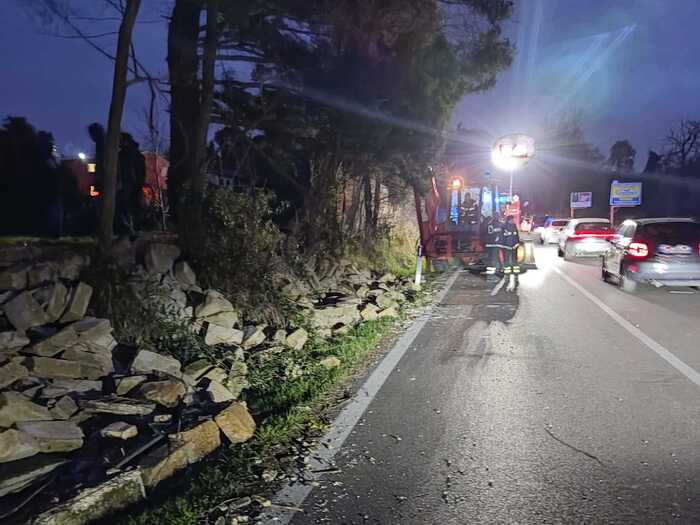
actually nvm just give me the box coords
[491,134,535,200]
[78,152,87,161]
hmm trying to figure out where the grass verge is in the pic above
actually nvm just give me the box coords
[120,317,400,525]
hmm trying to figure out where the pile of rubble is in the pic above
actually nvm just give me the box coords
[0,241,416,524]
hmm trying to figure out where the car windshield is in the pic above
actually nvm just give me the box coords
[551,220,568,227]
[575,222,611,232]
[637,222,700,243]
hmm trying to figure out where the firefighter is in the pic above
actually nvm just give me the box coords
[502,215,521,275]
[483,213,503,275]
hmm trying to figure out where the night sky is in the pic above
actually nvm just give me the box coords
[2,0,700,168]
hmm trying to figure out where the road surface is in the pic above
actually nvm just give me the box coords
[277,245,700,524]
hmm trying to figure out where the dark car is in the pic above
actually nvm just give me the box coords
[602,218,700,293]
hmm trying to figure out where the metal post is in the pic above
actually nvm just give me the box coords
[509,169,514,201]
[414,244,423,288]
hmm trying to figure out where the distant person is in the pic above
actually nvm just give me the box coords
[116,133,146,235]
[484,213,504,275]
[35,131,63,237]
[502,215,521,275]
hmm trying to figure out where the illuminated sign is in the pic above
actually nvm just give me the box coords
[610,181,642,206]
[570,191,592,209]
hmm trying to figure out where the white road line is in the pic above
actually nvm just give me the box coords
[262,271,461,524]
[553,266,700,388]
[490,276,507,296]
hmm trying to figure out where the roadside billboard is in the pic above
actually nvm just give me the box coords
[570,192,592,209]
[610,181,642,206]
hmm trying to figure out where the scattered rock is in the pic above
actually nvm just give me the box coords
[204,324,244,346]
[242,325,266,349]
[215,402,256,444]
[0,331,30,351]
[355,285,370,299]
[60,283,94,323]
[80,395,156,416]
[311,303,361,330]
[202,367,227,384]
[377,306,399,319]
[26,357,84,380]
[28,263,56,288]
[140,420,221,488]
[153,414,172,423]
[202,310,239,329]
[40,379,102,398]
[32,470,145,525]
[378,272,397,283]
[130,349,181,377]
[272,329,287,344]
[174,261,197,287]
[0,391,53,428]
[16,420,84,453]
[0,454,67,497]
[4,291,49,331]
[50,396,78,420]
[115,375,148,395]
[360,303,380,321]
[182,359,213,386]
[57,253,88,281]
[0,428,39,463]
[195,290,234,319]
[226,360,249,399]
[44,282,69,322]
[285,328,308,351]
[376,294,399,310]
[138,380,186,408]
[60,347,114,378]
[100,421,138,440]
[144,243,181,275]
[25,325,79,357]
[0,264,28,291]
[205,380,236,403]
[319,356,341,370]
[0,360,29,388]
[72,317,115,349]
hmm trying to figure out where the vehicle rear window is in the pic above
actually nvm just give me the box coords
[637,222,700,243]
[552,220,568,227]
[575,222,611,232]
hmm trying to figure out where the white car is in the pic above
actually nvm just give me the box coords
[540,218,570,244]
[558,218,614,259]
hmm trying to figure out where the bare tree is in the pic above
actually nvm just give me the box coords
[664,119,700,169]
[27,0,156,251]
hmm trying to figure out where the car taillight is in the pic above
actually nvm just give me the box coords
[627,242,649,258]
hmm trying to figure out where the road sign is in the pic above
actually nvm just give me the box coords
[610,181,642,206]
[570,192,592,209]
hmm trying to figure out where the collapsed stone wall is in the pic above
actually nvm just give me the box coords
[0,239,416,523]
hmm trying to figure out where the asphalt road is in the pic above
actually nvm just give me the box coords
[285,245,700,525]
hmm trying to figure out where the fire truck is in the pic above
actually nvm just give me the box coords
[414,168,532,272]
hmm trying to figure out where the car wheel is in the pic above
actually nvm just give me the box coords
[564,244,574,261]
[557,246,564,257]
[620,273,638,293]
[602,263,611,283]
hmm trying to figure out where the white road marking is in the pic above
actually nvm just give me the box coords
[490,276,507,296]
[553,266,700,388]
[262,271,461,524]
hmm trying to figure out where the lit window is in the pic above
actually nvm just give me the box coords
[89,186,100,197]
[87,163,96,173]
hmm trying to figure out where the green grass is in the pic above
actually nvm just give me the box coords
[120,318,398,525]
[0,236,95,246]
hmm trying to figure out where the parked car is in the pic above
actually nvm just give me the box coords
[540,218,569,244]
[558,218,614,259]
[602,218,700,293]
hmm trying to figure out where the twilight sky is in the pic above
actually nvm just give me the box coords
[2,0,700,168]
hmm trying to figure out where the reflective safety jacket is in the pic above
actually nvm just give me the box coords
[484,220,503,247]
[502,221,520,248]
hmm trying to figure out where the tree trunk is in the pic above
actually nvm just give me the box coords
[188,0,220,244]
[363,173,373,239]
[372,172,382,232]
[97,0,141,254]
[167,0,201,236]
